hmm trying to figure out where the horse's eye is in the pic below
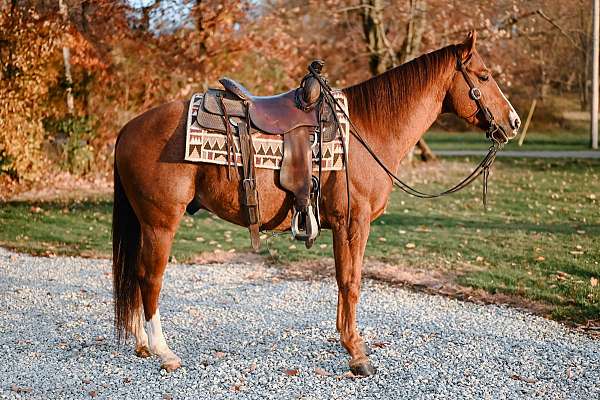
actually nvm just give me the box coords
[479,74,490,82]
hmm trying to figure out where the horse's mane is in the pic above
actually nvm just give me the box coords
[343,45,457,134]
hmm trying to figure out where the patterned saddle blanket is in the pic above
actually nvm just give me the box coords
[184,91,350,170]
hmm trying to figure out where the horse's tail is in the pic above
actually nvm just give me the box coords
[112,157,141,342]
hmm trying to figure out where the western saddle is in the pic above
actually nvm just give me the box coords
[195,60,342,250]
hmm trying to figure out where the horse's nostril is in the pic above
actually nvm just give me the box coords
[511,117,521,130]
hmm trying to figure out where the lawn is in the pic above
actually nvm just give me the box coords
[1,157,598,324]
[424,129,591,152]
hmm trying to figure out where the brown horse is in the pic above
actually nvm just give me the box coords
[112,32,520,376]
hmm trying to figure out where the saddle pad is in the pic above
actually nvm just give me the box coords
[184,91,350,171]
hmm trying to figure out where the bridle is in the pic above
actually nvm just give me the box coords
[454,47,510,146]
[308,48,508,224]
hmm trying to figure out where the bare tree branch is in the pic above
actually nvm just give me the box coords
[535,9,586,53]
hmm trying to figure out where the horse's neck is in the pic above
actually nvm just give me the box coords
[345,66,452,171]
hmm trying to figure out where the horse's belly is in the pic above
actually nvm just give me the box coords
[197,165,294,231]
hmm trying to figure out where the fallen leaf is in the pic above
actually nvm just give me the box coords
[405,243,416,249]
[536,256,545,261]
[285,369,299,376]
[476,256,484,262]
[11,385,32,393]
[315,367,333,376]
[591,277,598,287]
[378,237,387,242]
[372,341,389,348]
[89,391,97,398]
[510,374,537,384]
[214,351,226,358]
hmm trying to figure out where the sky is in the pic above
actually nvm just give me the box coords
[127,0,192,33]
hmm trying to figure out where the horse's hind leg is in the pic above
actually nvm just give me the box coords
[138,222,182,371]
[132,298,151,358]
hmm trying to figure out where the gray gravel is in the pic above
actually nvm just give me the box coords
[0,247,598,400]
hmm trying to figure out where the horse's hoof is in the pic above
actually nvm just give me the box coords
[160,357,182,372]
[134,346,152,358]
[349,358,376,377]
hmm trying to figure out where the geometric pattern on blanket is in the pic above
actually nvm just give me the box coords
[184,90,350,170]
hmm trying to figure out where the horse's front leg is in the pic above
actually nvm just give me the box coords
[332,210,375,376]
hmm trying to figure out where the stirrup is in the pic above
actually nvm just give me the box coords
[291,205,319,245]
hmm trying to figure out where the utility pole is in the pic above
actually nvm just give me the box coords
[592,0,599,149]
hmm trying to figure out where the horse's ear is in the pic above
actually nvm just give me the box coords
[461,30,477,61]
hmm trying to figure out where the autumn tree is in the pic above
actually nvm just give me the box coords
[0,3,62,181]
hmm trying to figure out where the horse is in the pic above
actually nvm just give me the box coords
[112,31,520,376]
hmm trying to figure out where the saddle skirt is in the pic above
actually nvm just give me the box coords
[184,91,350,171]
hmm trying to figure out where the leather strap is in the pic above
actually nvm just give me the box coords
[238,103,261,250]
[217,94,235,180]
[454,48,508,145]
[309,59,502,207]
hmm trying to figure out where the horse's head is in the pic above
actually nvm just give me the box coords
[444,31,521,144]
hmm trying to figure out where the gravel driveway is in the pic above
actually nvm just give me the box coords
[0,247,598,399]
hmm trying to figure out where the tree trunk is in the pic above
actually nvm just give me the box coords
[401,0,435,161]
[399,0,427,63]
[360,0,397,75]
[360,0,435,161]
[59,0,74,114]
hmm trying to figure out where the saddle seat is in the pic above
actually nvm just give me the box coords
[219,77,318,135]
[194,60,340,250]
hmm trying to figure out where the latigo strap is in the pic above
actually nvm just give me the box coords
[237,103,261,250]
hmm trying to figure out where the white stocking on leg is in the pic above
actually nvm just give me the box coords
[132,309,151,358]
[147,309,181,371]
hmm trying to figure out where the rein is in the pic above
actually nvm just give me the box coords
[310,50,506,208]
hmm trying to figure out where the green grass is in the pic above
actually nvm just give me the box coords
[1,158,598,323]
[424,129,591,151]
